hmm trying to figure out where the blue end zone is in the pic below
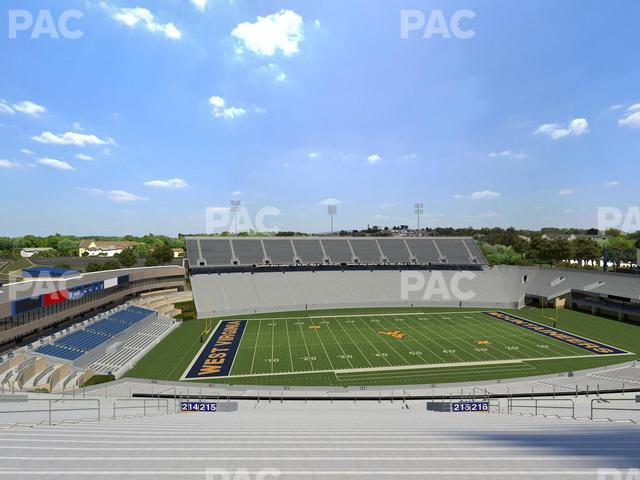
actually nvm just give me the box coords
[183,320,247,380]
[484,311,629,355]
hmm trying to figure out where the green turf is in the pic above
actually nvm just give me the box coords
[125,307,639,386]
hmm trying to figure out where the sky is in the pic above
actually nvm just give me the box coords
[1,0,639,236]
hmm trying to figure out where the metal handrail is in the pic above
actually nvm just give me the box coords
[508,397,575,418]
[0,398,100,426]
[590,398,640,421]
[113,398,169,419]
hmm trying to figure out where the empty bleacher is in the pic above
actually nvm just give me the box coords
[191,269,518,317]
[86,315,176,377]
[34,306,155,363]
[188,236,488,268]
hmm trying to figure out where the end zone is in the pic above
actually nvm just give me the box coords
[181,319,247,380]
[485,311,631,355]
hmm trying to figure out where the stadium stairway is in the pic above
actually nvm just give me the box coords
[0,405,638,479]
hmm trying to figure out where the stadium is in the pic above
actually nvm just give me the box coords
[3,0,640,478]
[1,235,639,478]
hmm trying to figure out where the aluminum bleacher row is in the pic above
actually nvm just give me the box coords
[186,236,487,268]
[34,306,155,362]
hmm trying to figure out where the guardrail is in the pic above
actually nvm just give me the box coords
[507,398,575,418]
[590,398,640,422]
[113,398,170,419]
[0,398,100,426]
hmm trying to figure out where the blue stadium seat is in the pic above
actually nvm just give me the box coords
[35,344,84,361]
[86,319,129,337]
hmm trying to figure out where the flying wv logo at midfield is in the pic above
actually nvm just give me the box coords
[377,330,406,340]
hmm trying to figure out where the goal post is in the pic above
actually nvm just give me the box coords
[541,300,559,328]
[201,317,212,340]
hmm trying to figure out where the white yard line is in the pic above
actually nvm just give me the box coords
[297,320,316,371]
[309,317,336,371]
[249,319,262,375]
[284,318,294,372]
[334,318,374,368]
[185,352,622,380]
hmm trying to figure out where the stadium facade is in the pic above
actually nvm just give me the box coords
[185,237,640,322]
[0,265,185,350]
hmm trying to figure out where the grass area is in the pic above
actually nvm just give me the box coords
[0,257,37,275]
[175,301,197,321]
[82,374,115,387]
[125,306,640,387]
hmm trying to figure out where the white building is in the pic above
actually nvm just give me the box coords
[78,240,140,257]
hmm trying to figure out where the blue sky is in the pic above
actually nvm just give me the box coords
[1,0,639,236]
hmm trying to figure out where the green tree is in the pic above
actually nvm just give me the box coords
[117,248,137,268]
[572,238,601,264]
[147,244,173,265]
[549,239,572,264]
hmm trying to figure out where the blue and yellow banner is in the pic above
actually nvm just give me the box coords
[183,320,247,379]
[484,311,628,355]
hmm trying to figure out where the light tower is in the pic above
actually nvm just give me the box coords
[415,203,424,234]
[327,205,337,234]
[230,199,241,234]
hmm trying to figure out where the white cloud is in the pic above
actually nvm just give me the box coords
[232,10,304,57]
[0,99,46,117]
[366,154,382,164]
[452,194,464,199]
[317,198,341,206]
[308,152,319,159]
[403,153,419,160]
[619,104,640,128]
[0,101,14,115]
[0,159,20,168]
[534,118,589,139]
[378,202,397,209]
[75,153,94,161]
[38,158,75,171]
[470,190,501,200]
[32,131,114,146]
[232,190,242,196]
[208,96,247,119]
[259,63,287,82]
[282,162,291,168]
[20,149,33,155]
[78,187,147,203]
[557,188,575,196]
[609,104,624,112]
[314,19,321,28]
[191,0,207,11]
[604,180,619,188]
[144,178,188,189]
[100,2,181,40]
[489,150,527,159]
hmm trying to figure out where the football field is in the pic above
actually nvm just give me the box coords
[179,310,631,385]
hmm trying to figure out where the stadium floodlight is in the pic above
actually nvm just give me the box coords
[415,203,424,232]
[230,200,241,234]
[327,205,337,234]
